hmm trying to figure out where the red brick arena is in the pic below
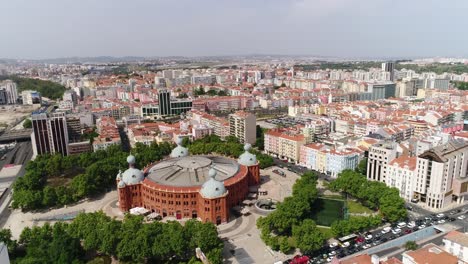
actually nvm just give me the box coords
[116,139,260,224]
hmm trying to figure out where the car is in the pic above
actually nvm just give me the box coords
[411,198,419,203]
[397,222,407,228]
[458,215,466,220]
[449,218,456,222]
[436,213,445,218]
[418,224,426,229]
[449,210,457,215]
[392,228,402,234]
[407,221,416,228]
[437,219,446,224]
[412,226,419,232]
[457,209,462,213]
[372,240,381,246]
[388,235,396,240]
[404,229,412,234]
[365,234,373,240]
[362,244,371,249]
[355,237,365,243]
[381,237,388,243]
[329,242,338,248]
[341,242,350,248]
[326,257,333,262]
[375,232,382,238]
[382,227,392,234]
[406,206,413,211]
[328,251,336,256]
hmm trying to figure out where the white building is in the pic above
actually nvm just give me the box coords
[0,80,18,104]
[228,111,256,145]
[22,90,41,105]
[386,156,417,201]
[443,230,468,262]
[367,142,398,182]
[414,140,468,210]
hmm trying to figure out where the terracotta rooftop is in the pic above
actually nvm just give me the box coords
[403,243,458,264]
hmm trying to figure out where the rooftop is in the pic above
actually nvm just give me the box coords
[145,156,239,187]
[403,243,458,264]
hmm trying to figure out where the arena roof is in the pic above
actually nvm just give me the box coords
[146,156,239,187]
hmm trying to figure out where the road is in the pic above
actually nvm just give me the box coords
[0,142,33,228]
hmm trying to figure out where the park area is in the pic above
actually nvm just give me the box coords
[310,198,345,226]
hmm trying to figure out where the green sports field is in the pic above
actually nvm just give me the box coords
[310,198,345,226]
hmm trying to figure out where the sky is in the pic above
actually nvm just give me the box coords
[1,0,467,59]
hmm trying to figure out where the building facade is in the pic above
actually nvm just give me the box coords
[367,142,398,182]
[116,142,260,225]
[31,112,69,156]
[228,111,256,145]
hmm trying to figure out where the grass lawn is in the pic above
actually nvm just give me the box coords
[317,226,334,239]
[347,200,374,214]
[310,198,345,226]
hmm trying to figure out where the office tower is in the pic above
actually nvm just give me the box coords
[228,111,256,145]
[31,112,69,156]
[22,90,42,105]
[158,89,171,116]
[382,62,395,82]
[366,142,398,182]
[3,81,18,104]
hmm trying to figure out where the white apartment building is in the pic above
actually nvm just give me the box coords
[228,111,256,145]
[0,80,18,104]
[367,142,398,182]
[386,156,417,201]
[443,230,468,263]
[414,140,468,210]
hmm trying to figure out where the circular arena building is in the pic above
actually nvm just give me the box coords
[116,141,260,224]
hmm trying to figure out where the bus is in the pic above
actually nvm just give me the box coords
[338,233,358,244]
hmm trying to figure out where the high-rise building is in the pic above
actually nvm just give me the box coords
[31,112,69,156]
[1,80,18,104]
[228,111,256,145]
[158,89,171,116]
[0,89,7,105]
[382,62,395,82]
[366,142,398,182]
[413,140,468,209]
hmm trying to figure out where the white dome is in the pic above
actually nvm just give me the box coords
[238,144,257,166]
[121,167,144,185]
[118,180,126,188]
[127,155,136,164]
[200,168,227,199]
[170,137,189,158]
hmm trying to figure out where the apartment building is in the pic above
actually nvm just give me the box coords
[367,142,398,182]
[228,111,256,144]
[300,143,359,178]
[413,140,468,210]
[386,156,417,201]
[265,129,306,164]
[189,110,229,139]
[93,116,121,152]
[443,230,468,262]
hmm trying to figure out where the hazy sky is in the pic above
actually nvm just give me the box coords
[1,0,467,59]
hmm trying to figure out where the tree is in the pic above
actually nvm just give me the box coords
[405,241,418,251]
[292,219,324,253]
[0,229,17,256]
[356,158,367,175]
[23,118,32,128]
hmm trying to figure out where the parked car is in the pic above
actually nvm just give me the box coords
[437,219,446,224]
[418,224,426,229]
[436,213,445,218]
[407,221,416,228]
[381,227,392,234]
[458,215,466,220]
[392,228,402,234]
[404,229,412,234]
[397,222,407,228]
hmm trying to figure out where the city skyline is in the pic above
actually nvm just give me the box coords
[1,0,468,59]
